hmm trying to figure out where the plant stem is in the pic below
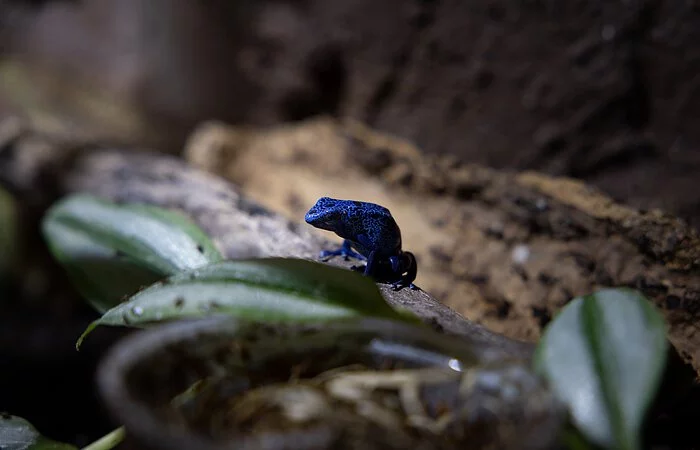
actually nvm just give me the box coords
[81,427,125,450]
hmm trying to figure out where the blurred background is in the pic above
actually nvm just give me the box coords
[0,0,698,446]
[1,0,699,225]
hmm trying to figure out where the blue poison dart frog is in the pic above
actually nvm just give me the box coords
[305,197,418,290]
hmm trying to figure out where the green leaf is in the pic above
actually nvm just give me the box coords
[534,288,668,450]
[0,413,77,450]
[42,194,223,312]
[77,258,418,347]
[81,427,124,450]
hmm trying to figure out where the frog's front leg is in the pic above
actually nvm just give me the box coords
[363,250,378,276]
[319,239,366,261]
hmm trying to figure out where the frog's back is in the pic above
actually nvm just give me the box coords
[343,201,402,256]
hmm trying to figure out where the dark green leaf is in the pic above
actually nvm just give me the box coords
[42,194,223,312]
[534,288,667,450]
[77,258,418,347]
[0,413,76,450]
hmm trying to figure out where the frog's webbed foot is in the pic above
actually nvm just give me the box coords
[391,280,419,291]
[319,240,366,262]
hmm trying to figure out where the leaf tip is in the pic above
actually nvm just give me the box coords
[76,321,99,350]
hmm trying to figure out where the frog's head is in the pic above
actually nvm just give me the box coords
[304,197,343,231]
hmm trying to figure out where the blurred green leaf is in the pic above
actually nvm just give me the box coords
[81,427,124,450]
[78,258,418,347]
[535,288,667,450]
[0,413,76,450]
[42,194,223,312]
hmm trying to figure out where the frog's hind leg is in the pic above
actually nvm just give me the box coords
[390,252,418,291]
[320,240,366,261]
[389,255,402,273]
